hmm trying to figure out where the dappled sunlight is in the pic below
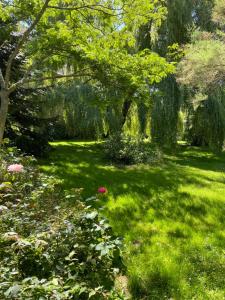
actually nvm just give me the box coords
[40,141,225,299]
[2,0,224,298]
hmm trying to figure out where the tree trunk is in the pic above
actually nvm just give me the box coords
[121,99,132,130]
[0,91,9,144]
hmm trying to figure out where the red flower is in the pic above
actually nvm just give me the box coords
[98,187,108,194]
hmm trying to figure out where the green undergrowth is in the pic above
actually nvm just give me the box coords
[40,141,225,300]
[0,145,124,299]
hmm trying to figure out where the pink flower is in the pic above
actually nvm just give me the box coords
[98,187,108,194]
[7,164,24,173]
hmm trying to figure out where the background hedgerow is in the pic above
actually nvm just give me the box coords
[0,144,124,299]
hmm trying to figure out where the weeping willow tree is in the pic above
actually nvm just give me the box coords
[0,0,175,146]
[41,81,127,139]
[187,91,225,151]
[137,102,150,137]
[41,82,104,139]
[138,0,192,147]
[138,0,215,147]
[179,37,225,151]
[177,0,225,151]
[41,80,152,140]
[150,76,180,146]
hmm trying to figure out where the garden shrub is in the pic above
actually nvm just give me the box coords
[0,143,123,299]
[12,132,52,157]
[104,133,162,165]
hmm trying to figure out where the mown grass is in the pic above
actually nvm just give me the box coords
[39,141,225,300]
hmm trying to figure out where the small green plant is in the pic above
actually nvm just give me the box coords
[104,133,162,165]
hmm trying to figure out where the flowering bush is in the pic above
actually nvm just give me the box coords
[7,164,24,173]
[0,144,124,299]
[104,133,162,165]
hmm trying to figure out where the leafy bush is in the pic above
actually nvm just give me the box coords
[104,133,162,165]
[12,132,52,157]
[0,144,123,299]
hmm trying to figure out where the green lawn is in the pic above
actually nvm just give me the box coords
[39,141,225,300]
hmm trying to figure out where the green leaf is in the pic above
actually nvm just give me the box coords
[4,285,21,297]
[84,211,98,220]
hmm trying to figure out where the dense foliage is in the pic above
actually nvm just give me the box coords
[104,133,162,165]
[1,0,224,154]
[0,1,225,299]
[41,83,151,141]
[0,144,123,299]
[0,25,53,156]
[177,0,225,151]
[0,0,174,145]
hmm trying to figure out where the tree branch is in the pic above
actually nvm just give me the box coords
[76,10,106,34]
[47,4,123,16]
[25,72,92,83]
[0,69,5,89]
[8,63,35,93]
[8,70,93,93]
[4,0,51,87]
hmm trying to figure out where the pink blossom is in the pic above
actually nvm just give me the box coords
[98,187,108,194]
[7,164,24,173]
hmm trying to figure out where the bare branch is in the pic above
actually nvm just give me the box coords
[5,0,51,87]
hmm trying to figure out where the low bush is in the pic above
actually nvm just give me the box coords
[0,143,123,299]
[13,133,52,157]
[104,133,162,165]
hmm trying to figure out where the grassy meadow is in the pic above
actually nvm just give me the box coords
[39,141,225,300]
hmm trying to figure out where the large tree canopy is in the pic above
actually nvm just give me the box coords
[0,0,175,143]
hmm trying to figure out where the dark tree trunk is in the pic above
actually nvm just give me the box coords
[120,99,132,130]
[0,91,9,144]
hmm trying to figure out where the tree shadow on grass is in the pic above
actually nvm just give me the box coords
[41,142,181,196]
[39,142,225,232]
[166,145,225,172]
[40,141,225,299]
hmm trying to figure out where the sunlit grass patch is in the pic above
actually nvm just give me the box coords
[40,142,225,299]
